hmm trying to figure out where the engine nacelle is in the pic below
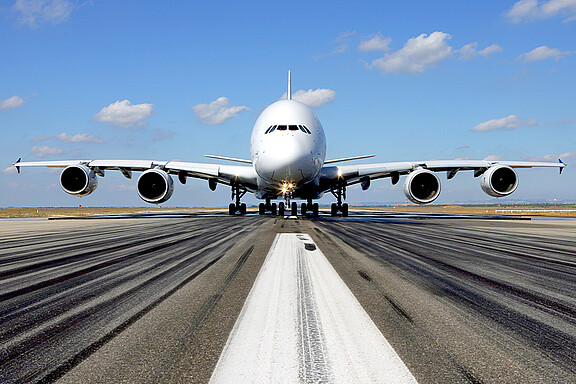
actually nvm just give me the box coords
[481,165,518,197]
[403,169,441,204]
[137,169,174,204]
[60,164,98,196]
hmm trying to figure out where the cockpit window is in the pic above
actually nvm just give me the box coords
[265,124,311,134]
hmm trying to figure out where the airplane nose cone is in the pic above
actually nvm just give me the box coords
[256,137,316,183]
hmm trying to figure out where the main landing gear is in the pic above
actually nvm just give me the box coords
[258,198,278,215]
[229,183,247,215]
[301,198,319,217]
[330,183,349,217]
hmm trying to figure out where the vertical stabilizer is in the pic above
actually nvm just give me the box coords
[287,70,291,100]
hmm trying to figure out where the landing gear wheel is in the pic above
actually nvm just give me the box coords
[301,203,307,215]
[229,203,236,215]
[278,202,285,216]
[271,203,277,216]
[291,202,298,216]
[259,203,265,215]
[342,203,349,217]
[239,203,247,215]
[330,203,338,216]
[312,203,319,217]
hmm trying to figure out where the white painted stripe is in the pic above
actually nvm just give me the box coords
[210,234,418,384]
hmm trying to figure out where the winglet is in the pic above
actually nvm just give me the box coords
[14,158,21,174]
[559,158,566,174]
[287,70,291,100]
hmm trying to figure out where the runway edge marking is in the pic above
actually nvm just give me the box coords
[209,233,418,384]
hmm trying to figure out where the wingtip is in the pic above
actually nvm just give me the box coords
[559,158,566,174]
[13,157,21,173]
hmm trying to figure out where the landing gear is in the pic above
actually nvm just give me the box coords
[301,199,319,217]
[229,183,247,215]
[229,202,246,215]
[330,183,349,217]
[258,198,279,216]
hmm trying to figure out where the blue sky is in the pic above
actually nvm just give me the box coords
[1,0,574,207]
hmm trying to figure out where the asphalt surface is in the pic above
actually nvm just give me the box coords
[1,213,575,383]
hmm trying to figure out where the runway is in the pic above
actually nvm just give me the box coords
[1,213,575,383]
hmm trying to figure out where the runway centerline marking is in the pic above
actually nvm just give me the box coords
[210,233,418,383]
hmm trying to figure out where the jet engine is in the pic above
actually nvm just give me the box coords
[403,169,441,204]
[137,169,174,204]
[481,165,518,197]
[60,164,98,196]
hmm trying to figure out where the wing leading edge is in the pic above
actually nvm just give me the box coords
[12,159,258,190]
[320,159,567,186]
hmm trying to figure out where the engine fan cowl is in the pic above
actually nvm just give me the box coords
[403,169,441,204]
[60,164,98,196]
[137,169,174,204]
[481,165,518,197]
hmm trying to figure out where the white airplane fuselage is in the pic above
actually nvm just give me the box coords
[250,99,326,199]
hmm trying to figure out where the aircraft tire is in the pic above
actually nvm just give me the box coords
[330,203,338,216]
[312,203,319,217]
[301,203,307,215]
[229,203,236,215]
[342,203,349,217]
[291,202,298,216]
[278,202,284,216]
[259,203,265,215]
[271,203,277,216]
[240,203,247,215]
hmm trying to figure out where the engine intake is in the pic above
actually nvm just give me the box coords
[60,164,97,196]
[403,169,441,204]
[137,169,174,204]
[481,165,518,197]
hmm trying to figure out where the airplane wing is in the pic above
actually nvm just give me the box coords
[320,159,567,188]
[13,159,258,190]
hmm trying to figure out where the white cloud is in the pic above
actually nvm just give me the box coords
[370,32,453,74]
[505,0,576,23]
[524,152,575,161]
[93,100,155,128]
[191,97,249,125]
[518,45,575,62]
[56,132,102,143]
[3,166,18,174]
[483,155,505,161]
[281,89,337,108]
[0,95,25,110]
[358,33,392,52]
[458,42,503,60]
[314,31,356,59]
[13,0,75,27]
[30,145,64,158]
[31,134,52,142]
[473,115,538,132]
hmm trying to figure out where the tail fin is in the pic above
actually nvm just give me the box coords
[287,70,291,100]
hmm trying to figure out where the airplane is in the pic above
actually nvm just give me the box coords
[13,71,567,217]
